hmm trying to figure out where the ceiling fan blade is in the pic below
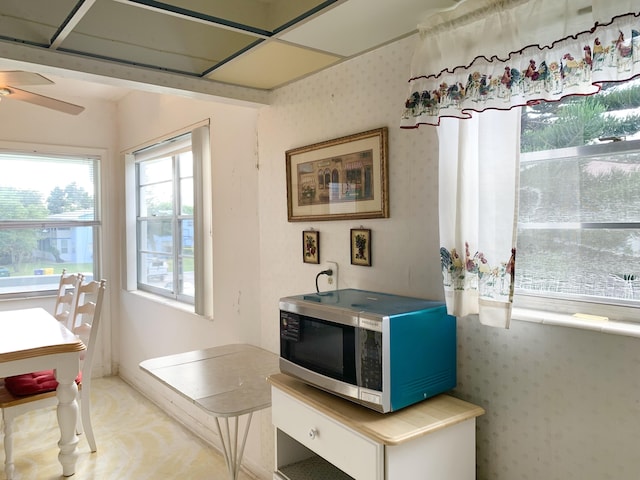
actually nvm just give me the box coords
[4,87,85,115]
[0,70,53,86]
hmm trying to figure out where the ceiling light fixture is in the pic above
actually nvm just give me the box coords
[0,87,10,103]
[0,87,11,103]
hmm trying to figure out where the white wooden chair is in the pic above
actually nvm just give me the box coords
[53,269,83,329]
[0,278,106,480]
[69,278,106,452]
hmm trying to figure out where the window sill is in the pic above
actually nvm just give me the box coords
[512,307,640,338]
[128,289,195,315]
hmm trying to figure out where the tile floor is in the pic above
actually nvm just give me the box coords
[0,376,256,479]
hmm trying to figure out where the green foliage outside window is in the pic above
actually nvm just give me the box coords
[521,81,640,151]
[518,79,640,302]
[0,183,93,273]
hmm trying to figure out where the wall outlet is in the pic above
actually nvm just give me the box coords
[317,261,338,292]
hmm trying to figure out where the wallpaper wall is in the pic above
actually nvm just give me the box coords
[256,34,640,480]
[458,318,640,479]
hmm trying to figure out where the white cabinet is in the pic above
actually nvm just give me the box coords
[269,373,484,480]
[272,387,383,479]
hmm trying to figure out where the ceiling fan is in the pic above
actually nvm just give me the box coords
[0,71,85,115]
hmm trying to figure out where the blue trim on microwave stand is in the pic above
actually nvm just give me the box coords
[388,305,457,411]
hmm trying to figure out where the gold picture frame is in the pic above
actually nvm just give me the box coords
[350,228,371,266]
[286,127,389,222]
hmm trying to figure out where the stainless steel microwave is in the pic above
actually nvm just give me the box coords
[279,288,457,413]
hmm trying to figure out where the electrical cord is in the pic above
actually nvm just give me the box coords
[315,269,333,293]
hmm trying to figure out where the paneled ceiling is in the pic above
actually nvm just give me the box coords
[0,0,468,89]
[0,0,481,104]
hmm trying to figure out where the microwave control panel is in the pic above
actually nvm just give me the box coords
[359,329,383,391]
[280,311,301,342]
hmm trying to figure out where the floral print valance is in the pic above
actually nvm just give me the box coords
[401,11,640,127]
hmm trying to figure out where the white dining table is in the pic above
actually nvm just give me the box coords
[140,343,280,480]
[0,307,86,477]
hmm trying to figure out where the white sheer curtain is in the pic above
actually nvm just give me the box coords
[438,109,519,328]
[192,125,214,319]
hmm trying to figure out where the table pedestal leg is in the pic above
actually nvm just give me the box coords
[56,372,80,476]
[214,413,253,480]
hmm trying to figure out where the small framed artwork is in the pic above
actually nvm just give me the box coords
[302,230,320,264]
[350,228,371,266]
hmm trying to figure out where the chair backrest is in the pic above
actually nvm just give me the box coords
[53,269,83,329]
[70,279,106,379]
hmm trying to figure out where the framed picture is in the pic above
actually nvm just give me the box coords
[350,228,371,266]
[286,127,389,222]
[302,230,320,264]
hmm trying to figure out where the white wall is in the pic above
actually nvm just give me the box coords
[112,90,278,476]
[115,91,263,365]
[256,36,444,353]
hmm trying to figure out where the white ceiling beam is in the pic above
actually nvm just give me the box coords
[0,40,270,107]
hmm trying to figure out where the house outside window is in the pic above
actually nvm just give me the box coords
[134,134,195,303]
[517,78,640,308]
[0,150,101,297]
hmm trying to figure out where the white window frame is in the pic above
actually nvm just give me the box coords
[124,122,213,318]
[0,141,103,298]
[514,112,640,328]
[135,137,193,302]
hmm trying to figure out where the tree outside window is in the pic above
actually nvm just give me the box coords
[0,153,100,296]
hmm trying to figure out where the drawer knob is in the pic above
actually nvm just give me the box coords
[308,428,318,440]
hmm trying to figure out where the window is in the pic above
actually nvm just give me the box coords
[134,134,194,303]
[517,78,640,307]
[0,150,101,297]
[126,123,212,317]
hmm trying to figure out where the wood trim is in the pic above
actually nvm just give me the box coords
[268,373,485,446]
[0,341,86,364]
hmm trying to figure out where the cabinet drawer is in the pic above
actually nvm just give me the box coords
[272,388,381,480]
